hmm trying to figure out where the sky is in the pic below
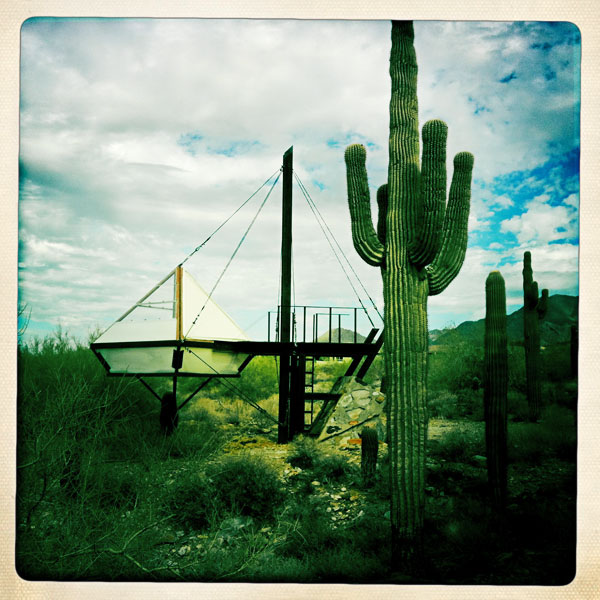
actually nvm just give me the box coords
[18,18,580,343]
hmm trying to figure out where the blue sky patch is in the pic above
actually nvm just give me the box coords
[499,71,517,84]
[207,140,262,157]
[177,132,203,156]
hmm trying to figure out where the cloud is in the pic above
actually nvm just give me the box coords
[500,194,578,245]
[18,18,579,341]
[489,195,514,209]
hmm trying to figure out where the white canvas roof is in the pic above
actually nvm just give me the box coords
[92,266,251,376]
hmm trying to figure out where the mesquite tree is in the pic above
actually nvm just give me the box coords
[522,251,548,422]
[344,21,473,560]
[484,271,508,512]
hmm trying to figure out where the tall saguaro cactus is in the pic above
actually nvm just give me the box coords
[484,271,508,511]
[522,251,548,422]
[344,21,473,560]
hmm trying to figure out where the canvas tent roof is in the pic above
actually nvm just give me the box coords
[92,266,251,376]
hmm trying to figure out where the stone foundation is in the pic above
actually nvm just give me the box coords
[317,377,386,446]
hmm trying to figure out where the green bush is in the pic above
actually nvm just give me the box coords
[456,388,484,421]
[288,436,320,469]
[542,344,572,383]
[508,405,576,463]
[312,453,356,483]
[206,356,278,403]
[166,454,285,529]
[428,342,483,395]
[288,437,356,483]
[428,391,460,420]
[507,390,529,422]
[429,426,485,463]
[315,358,352,382]
[507,345,526,394]
[428,389,483,421]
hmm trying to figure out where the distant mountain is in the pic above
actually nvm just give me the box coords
[317,328,367,344]
[430,294,578,348]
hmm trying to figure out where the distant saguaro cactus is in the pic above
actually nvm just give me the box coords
[570,324,578,378]
[344,20,473,560]
[484,271,508,511]
[522,251,548,422]
[360,426,378,487]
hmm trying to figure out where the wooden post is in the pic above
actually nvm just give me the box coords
[278,147,293,443]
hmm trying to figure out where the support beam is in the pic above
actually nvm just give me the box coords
[278,147,294,443]
[356,328,385,382]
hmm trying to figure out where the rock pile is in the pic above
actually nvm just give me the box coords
[317,377,385,447]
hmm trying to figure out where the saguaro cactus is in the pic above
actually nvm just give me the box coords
[344,21,473,560]
[484,271,508,511]
[360,426,379,487]
[522,251,548,422]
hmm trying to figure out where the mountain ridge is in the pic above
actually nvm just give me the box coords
[430,294,578,348]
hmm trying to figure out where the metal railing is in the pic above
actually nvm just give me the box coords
[267,305,373,344]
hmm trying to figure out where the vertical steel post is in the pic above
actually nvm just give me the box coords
[278,147,293,443]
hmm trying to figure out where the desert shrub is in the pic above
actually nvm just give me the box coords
[166,454,285,529]
[542,344,572,383]
[508,424,548,463]
[428,389,483,421]
[455,388,484,421]
[428,391,460,420]
[540,404,577,460]
[16,330,228,580]
[429,426,485,463]
[204,356,278,403]
[428,342,483,395]
[507,390,529,422]
[508,405,576,463]
[507,345,526,393]
[312,453,357,483]
[288,437,356,483]
[288,436,320,469]
[161,422,222,459]
[542,381,578,411]
[315,358,352,381]
[92,464,141,510]
[281,502,389,582]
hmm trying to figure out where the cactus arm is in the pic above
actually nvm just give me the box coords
[426,151,474,296]
[376,184,388,245]
[344,144,385,266]
[522,251,544,422]
[408,119,448,268]
[537,288,549,319]
[523,251,539,308]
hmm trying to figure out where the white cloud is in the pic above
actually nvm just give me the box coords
[489,195,514,209]
[18,19,579,341]
[500,194,578,245]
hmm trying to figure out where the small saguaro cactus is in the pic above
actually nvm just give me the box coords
[360,426,379,487]
[522,251,548,422]
[484,271,508,512]
[344,21,473,560]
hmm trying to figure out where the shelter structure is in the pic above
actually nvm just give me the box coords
[91,147,383,443]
